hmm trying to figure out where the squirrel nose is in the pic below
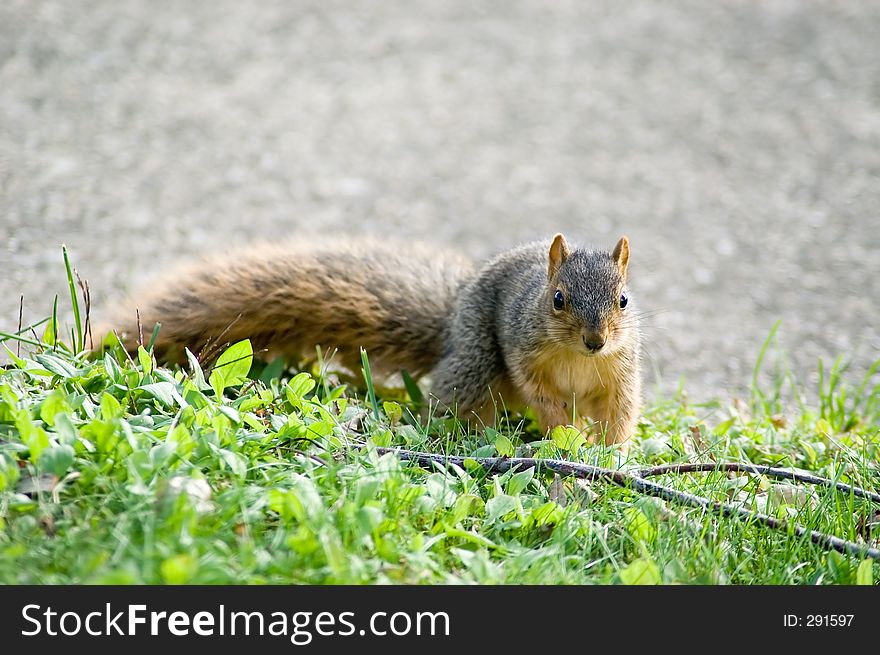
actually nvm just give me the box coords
[582,332,606,352]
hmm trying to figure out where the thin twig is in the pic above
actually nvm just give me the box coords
[17,295,23,358]
[75,271,93,351]
[377,448,880,561]
[198,313,244,365]
[136,308,144,348]
[294,450,329,468]
[638,462,880,505]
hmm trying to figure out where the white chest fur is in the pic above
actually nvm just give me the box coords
[528,348,620,408]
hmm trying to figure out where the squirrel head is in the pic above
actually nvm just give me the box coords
[545,233,634,356]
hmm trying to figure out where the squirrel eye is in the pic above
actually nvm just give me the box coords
[553,290,565,310]
[619,293,628,309]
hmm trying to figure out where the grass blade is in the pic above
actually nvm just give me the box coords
[62,245,83,353]
[147,322,162,352]
[0,330,45,348]
[750,319,781,415]
[360,347,381,421]
[401,369,424,406]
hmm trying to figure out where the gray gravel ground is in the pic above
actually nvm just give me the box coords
[2,0,879,402]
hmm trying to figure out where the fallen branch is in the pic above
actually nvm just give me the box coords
[376,448,880,561]
[638,462,880,505]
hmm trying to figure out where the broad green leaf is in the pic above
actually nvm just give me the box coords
[425,473,457,508]
[166,424,195,458]
[19,418,50,461]
[268,489,304,523]
[640,436,670,458]
[3,346,27,369]
[137,345,152,376]
[286,372,316,405]
[856,559,873,586]
[450,493,484,524]
[39,391,72,427]
[382,401,403,423]
[290,474,324,519]
[356,505,384,534]
[138,382,178,408]
[42,316,57,346]
[269,477,324,523]
[217,405,241,424]
[354,476,380,506]
[826,550,849,582]
[444,527,499,550]
[801,440,817,466]
[370,429,393,448]
[506,467,534,495]
[286,526,320,555]
[184,348,210,390]
[39,444,75,477]
[52,413,78,446]
[34,353,79,378]
[620,557,661,585]
[103,352,122,382]
[485,494,518,523]
[494,433,515,457]
[626,507,657,545]
[0,452,20,492]
[209,340,253,397]
[218,449,248,479]
[160,554,198,584]
[100,392,123,420]
[713,417,735,436]
[527,501,565,527]
[551,426,587,452]
[320,528,347,578]
[471,445,496,459]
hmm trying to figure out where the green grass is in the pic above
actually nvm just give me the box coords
[0,261,878,584]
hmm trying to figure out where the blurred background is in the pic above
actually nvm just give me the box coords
[1,0,878,402]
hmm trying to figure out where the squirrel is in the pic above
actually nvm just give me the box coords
[102,233,641,445]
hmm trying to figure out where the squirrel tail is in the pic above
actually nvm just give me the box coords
[99,237,476,378]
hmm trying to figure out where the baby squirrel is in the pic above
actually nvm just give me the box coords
[103,234,641,445]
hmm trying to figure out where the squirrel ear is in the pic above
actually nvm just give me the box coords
[548,233,571,278]
[612,236,630,278]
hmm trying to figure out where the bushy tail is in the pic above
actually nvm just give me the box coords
[100,238,476,377]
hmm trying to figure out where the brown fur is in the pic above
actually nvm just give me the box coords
[101,238,475,377]
[100,234,642,446]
